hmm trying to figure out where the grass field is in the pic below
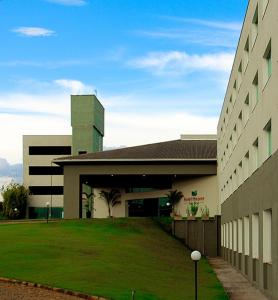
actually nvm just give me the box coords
[0,218,228,300]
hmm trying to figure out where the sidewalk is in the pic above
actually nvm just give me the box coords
[209,257,269,300]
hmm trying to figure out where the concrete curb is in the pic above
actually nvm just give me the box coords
[0,277,109,300]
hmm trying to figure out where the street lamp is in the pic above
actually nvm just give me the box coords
[46,202,50,223]
[191,250,201,300]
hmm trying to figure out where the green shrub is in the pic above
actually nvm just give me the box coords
[1,183,28,219]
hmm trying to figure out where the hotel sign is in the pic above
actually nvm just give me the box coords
[184,190,205,202]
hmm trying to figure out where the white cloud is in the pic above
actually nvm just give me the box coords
[54,79,94,94]
[0,88,218,164]
[162,16,242,31]
[12,27,55,37]
[129,51,234,75]
[46,0,87,6]
[105,111,217,148]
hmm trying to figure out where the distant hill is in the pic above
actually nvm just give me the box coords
[0,158,22,184]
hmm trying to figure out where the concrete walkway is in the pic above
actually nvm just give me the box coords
[209,257,269,300]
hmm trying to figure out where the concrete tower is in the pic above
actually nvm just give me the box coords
[71,95,104,155]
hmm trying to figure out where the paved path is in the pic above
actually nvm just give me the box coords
[0,282,82,300]
[209,257,269,300]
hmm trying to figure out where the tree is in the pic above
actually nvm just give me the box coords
[1,183,28,219]
[99,189,121,217]
[165,190,184,215]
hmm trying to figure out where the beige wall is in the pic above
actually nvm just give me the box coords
[23,135,72,209]
[174,175,219,217]
[62,161,218,219]
[217,0,278,205]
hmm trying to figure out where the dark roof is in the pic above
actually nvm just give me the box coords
[55,139,217,162]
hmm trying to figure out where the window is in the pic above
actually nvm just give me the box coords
[225,223,229,248]
[233,81,237,104]
[251,5,258,47]
[262,0,269,16]
[233,125,237,147]
[252,138,259,171]
[238,61,242,89]
[244,37,249,71]
[29,166,64,175]
[238,218,243,253]
[243,151,250,181]
[264,120,272,158]
[238,161,243,186]
[233,169,238,190]
[243,94,250,125]
[237,111,243,137]
[244,216,250,255]
[252,213,259,259]
[252,72,259,108]
[263,40,272,85]
[263,209,272,263]
[229,222,233,250]
[29,186,64,195]
[29,146,71,155]
[233,220,237,252]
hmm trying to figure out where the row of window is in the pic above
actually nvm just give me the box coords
[220,119,272,200]
[220,38,271,157]
[219,1,271,143]
[221,209,272,264]
[29,186,64,195]
[29,146,71,155]
[29,166,64,175]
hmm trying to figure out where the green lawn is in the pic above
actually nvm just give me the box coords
[0,218,227,300]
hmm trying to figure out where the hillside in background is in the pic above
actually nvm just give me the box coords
[0,158,22,184]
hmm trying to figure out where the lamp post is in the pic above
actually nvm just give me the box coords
[46,202,50,223]
[191,250,201,300]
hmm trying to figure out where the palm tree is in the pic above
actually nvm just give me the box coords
[99,189,121,217]
[165,190,184,215]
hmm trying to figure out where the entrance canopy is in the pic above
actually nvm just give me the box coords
[54,139,217,219]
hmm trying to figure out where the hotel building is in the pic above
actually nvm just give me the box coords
[218,0,277,298]
[23,95,104,218]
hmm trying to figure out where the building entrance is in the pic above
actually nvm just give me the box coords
[128,198,171,217]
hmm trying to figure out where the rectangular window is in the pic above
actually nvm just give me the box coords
[244,216,250,255]
[29,186,64,195]
[243,94,250,126]
[252,213,259,259]
[233,220,237,251]
[262,0,269,16]
[233,125,237,148]
[244,37,249,71]
[238,161,243,186]
[229,222,233,250]
[251,5,258,47]
[238,111,243,137]
[238,218,243,253]
[29,146,71,155]
[225,223,229,248]
[252,138,259,171]
[263,40,272,86]
[263,209,272,263]
[252,72,259,108]
[243,151,249,181]
[29,166,64,175]
[264,120,272,158]
[238,61,242,89]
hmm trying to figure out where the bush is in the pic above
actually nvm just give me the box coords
[1,183,28,219]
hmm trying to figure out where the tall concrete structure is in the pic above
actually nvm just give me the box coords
[23,94,104,218]
[71,95,104,155]
[218,1,277,298]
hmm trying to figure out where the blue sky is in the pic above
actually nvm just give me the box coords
[0,0,248,163]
